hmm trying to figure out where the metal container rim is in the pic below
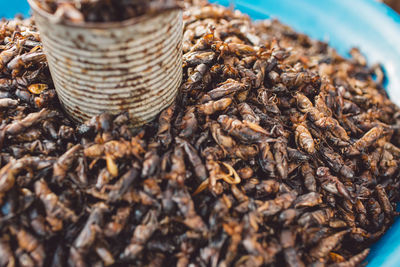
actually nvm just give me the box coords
[28,0,181,30]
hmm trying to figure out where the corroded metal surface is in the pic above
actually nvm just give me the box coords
[29,0,182,127]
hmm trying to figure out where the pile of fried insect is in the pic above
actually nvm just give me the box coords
[0,0,399,266]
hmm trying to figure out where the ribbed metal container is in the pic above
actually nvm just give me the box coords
[28,0,182,127]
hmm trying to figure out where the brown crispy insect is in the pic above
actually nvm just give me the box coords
[121,209,159,260]
[274,139,289,179]
[73,202,108,252]
[298,208,334,227]
[7,51,46,76]
[108,167,140,202]
[179,106,198,138]
[218,114,268,143]
[0,156,53,195]
[53,144,82,182]
[104,207,131,238]
[376,184,393,215]
[301,163,317,192]
[211,121,236,153]
[320,146,354,180]
[10,226,45,267]
[4,108,52,136]
[0,40,24,70]
[157,104,175,147]
[34,179,78,230]
[141,149,160,178]
[205,79,246,100]
[0,235,15,267]
[310,230,348,259]
[257,192,297,216]
[238,102,260,124]
[317,167,352,201]
[176,137,207,182]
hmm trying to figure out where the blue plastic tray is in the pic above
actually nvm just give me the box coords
[3,0,400,266]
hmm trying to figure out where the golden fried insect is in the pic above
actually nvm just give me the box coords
[295,92,315,113]
[183,50,217,67]
[14,128,42,142]
[348,126,384,155]
[193,161,241,195]
[165,146,186,184]
[84,138,145,161]
[197,97,232,115]
[173,189,207,230]
[95,246,114,266]
[279,209,299,226]
[27,83,48,95]
[294,124,315,154]
[234,144,259,160]
[281,71,311,88]
[294,192,322,208]
[314,116,350,141]
[329,248,370,267]
[253,59,267,89]
[108,167,140,202]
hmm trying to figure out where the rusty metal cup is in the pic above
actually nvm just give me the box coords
[28,0,182,127]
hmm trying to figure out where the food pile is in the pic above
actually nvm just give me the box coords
[33,0,180,22]
[0,0,400,266]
